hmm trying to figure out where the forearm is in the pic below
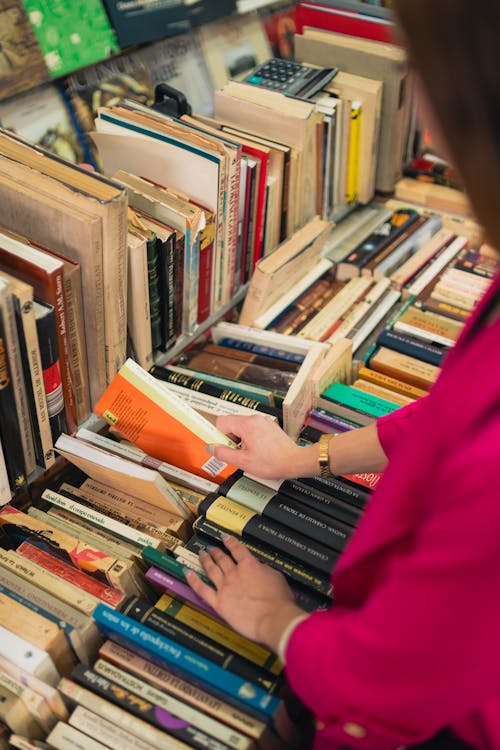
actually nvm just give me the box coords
[293,423,388,479]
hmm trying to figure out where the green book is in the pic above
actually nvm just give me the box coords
[321,381,398,419]
[22,0,119,77]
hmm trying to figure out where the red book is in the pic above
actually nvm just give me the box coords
[296,3,396,45]
[0,232,77,435]
[342,472,381,491]
[17,541,126,608]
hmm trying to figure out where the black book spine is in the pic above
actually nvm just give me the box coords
[191,519,333,603]
[150,365,281,422]
[146,233,163,350]
[122,596,279,693]
[300,475,370,510]
[71,663,232,750]
[199,495,337,576]
[174,232,185,338]
[221,477,352,553]
[205,344,301,373]
[0,309,27,495]
[343,208,420,270]
[165,231,177,349]
[279,478,362,528]
[34,300,67,443]
[376,328,445,367]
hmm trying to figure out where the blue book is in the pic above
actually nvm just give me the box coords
[376,328,445,367]
[92,604,280,720]
[216,337,305,364]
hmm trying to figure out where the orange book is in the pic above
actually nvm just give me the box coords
[95,358,238,483]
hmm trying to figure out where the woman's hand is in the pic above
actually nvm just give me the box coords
[185,536,304,651]
[207,413,318,480]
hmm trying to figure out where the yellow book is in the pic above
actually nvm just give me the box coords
[346,101,362,204]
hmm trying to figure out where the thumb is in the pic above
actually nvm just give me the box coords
[205,442,241,466]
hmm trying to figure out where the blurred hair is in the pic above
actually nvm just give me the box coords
[393,0,500,248]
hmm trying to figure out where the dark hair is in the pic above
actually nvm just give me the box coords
[394,0,500,247]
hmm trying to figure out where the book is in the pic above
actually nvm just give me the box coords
[54,433,191,520]
[320,380,399,420]
[22,0,119,77]
[375,328,446,367]
[0,667,56,733]
[192,515,334,599]
[196,11,271,90]
[295,1,395,44]
[0,440,10,506]
[296,27,408,193]
[145,566,220,621]
[0,0,49,100]
[351,378,415,407]
[0,564,101,664]
[199,493,338,575]
[389,227,456,289]
[91,658,254,750]
[0,229,77,435]
[91,604,281,719]
[68,705,175,750]
[365,346,440,391]
[0,682,45,738]
[102,0,189,47]
[0,275,34,478]
[356,366,428,401]
[219,473,352,553]
[122,596,279,693]
[33,300,66,443]
[281,340,331,439]
[126,224,153,371]
[94,358,239,484]
[393,305,464,348]
[0,82,86,164]
[0,625,59,686]
[0,589,74,678]
[98,639,271,743]
[0,132,128,405]
[46,721,109,750]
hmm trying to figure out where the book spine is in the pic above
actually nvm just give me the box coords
[91,659,254,750]
[92,604,280,719]
[278,478,362,527]
[222,475,352,553]
[122,597,279,693]
[47,721,121,750]
[13,289,55,469]
[321,381,398,418]
[203,343,301,373]
[192,517,333,598]
[145,567,220,621]
[0,624,59,685]
[63,264,92,423]
[17,542,125,609]
[310,407,361,431]
[35,301,67,443]
[376,328,446,367]
[197,215,215,324]
[68,705,162,750]
[165,231,177,348]
[41,488,164,552]
[0,653,67,720]
[199,494,337,576]
[1,283,36,475]
[356,366,428,400]
[0,307,27,494]
[150,366,280,421]
[98,640,269,741]
[299,475,370,510]
[141,546,210,587]
[71,663,233,750]
[146,232,163,350]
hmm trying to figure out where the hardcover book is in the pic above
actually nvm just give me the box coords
[0,0,49,100]
[102,0,190,48]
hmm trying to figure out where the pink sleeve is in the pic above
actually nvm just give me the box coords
[376,396,428,460]
[284,413,500,749]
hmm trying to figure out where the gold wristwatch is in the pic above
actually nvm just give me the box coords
[318,433,335,477]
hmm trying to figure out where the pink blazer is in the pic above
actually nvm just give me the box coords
[285,273,500,749]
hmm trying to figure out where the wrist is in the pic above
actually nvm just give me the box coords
[258,602,304,652]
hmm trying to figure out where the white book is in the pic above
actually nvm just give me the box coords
[211,320,320,356]
[372,214,442,279]
[55,432,191,520]
[406,236,468,296]
[393,320,456,349]
[0,653,67,720]
[75,428,218,496]
[126,230,153,371]
[7,735,52,750]
[0,626,59,686]
[297,276,373,340]
[40,488,164,551]
[327,278,391,345]
[47,722,109,750]
[69,706,162,750]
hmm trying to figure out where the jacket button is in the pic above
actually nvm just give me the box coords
[343,723,367,739]
[315,720,326,731]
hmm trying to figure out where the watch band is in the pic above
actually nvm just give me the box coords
[318,433,335,477]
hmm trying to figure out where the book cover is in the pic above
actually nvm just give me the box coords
[67,705,167,750]
[33,300,66,443]
[21,0,118,77]
[102,0,190,47]
[376,328,446,367]
[54,433,191,520]
[0,1,48,98]
[366,346,440,391]
[94,358,239,484]
[126,226,153,371]
[92,604,281,719]
[296,2,395,43]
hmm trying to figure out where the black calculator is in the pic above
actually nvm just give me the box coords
[244,58,338,99]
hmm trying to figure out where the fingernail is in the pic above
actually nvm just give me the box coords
[182,566,193,577]
[198,550,209,558]
[204,444,215,455]
[221,533,231,542]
